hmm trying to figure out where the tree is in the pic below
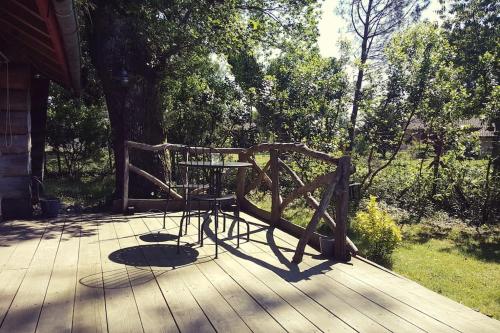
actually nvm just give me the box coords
[340,0,429,152]
[258,47,349,150]
[443,0,500,222]
[359,23,468,196]
[46,84,109,178]
[164,53,250,147]
[82,0,320,198]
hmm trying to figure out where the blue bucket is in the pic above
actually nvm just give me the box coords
[41,199,61,218]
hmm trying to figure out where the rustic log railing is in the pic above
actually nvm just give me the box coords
[122,140,357,262]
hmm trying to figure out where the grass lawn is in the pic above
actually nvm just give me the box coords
[43,173,115,209]
[248,193,500,319]
[392,224,500,319]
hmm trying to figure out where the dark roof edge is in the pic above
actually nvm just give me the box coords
[51,0,81,93]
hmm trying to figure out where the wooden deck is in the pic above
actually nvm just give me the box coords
[0,212,498,333]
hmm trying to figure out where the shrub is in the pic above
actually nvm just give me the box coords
[352,196,402,266]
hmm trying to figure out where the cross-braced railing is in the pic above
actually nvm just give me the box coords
[122,140,357,262]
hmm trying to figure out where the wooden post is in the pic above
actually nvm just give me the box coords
[236,152,247,201]
[279,159,358,255]
[270,149,280,225]
[334,156,350,262]
[122,142,129,214]
[292,169,340,264]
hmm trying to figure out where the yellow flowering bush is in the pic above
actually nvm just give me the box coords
[352,196,402,265]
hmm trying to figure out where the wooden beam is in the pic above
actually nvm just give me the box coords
[292,168,341,264]
[270,149,281,225]
[0,7,51,39]
[280,171,337,213]
[0,111,31,135]
[236,152,248,201]
[239,197,322,250]
[125,141,340,165]
[0,134,30,154]
[8,0,47,23]
[122,146,129,213]
[279,159,358,255]
[128,163,182,200]
[334,156,350,262]
[246,156,272,192]
[0,153,30,176]
[0,17,55,54]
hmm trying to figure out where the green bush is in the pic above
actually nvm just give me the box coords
[352,196,402,266]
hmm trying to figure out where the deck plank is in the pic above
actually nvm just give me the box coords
[0,221,49,324]
[227,232,385,333]
[169,215,324,333]
[140,216,215,333]
[0,220,65,333]
[218,230,357,333]
[1,220,49,271]
[36,218,82,333]
[149,214,286,333]
[237,217,433,333]
[113,216,179,333]
[72,216,108,333]
[98,217,144,333]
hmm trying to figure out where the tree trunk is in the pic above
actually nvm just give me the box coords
[88,3,167,199]
[55,147,62,175]
[347,0,373,152]
[431,136,444,197]
[488,118,500,222]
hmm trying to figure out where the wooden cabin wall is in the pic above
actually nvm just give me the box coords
[0,64,32,219]
[30,77,49,183]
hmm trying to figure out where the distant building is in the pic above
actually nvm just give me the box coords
[406,117,496,154]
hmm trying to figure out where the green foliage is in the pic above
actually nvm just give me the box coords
[163,54,252,147]
[352,196,402,265]
[258,47,350,151]
[46,84,110,178]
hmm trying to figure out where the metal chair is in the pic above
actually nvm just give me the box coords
[177,146,249,258]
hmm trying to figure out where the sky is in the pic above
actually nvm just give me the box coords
[317,0,442,58]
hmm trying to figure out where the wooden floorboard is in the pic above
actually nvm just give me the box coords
[147,215,286,333]
[97,216,144,333]
[242,213,500,333]
[72,215,107,333]
[0,212,498,333]
[36,217,81,333]
[139,216,215,333]
[0,219,65,333]
[114,216,179,333]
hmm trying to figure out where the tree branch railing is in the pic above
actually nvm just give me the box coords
[122,140,356,262]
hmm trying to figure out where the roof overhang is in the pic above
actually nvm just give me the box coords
[0,0,81,93]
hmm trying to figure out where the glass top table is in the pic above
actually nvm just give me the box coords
[177,161,252,168]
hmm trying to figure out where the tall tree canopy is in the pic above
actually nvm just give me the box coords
[82,0,320,197]
[340,0,429,151]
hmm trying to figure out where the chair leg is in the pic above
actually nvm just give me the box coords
[185,197,191,235]
[236,206,240,248]
[223,209,226,233]
[214,203,219,259]
[177,210,186,254]
[163,195,170,229]
[197,201,201,239]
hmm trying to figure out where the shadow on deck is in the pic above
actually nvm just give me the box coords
[0,212,498,333]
